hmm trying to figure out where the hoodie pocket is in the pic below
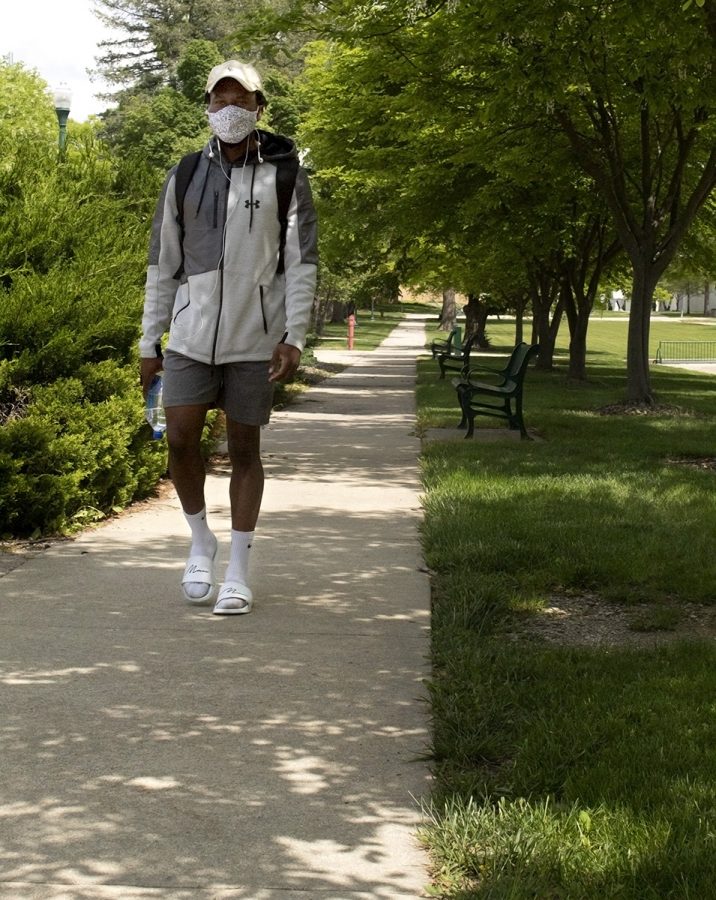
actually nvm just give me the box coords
[172,284,191,326]
[171,282,205,337]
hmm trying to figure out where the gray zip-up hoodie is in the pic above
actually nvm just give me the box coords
[139,131,318,364]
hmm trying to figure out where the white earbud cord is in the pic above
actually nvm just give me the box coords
[208,136,251,302]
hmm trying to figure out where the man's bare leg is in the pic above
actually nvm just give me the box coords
[166,403,217,600]
[213,419,264,614]
[226,419,264,531]
[165,404,211,515]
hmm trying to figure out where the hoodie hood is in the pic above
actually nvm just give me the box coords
[203,129,298,166]
[254,129,298,161]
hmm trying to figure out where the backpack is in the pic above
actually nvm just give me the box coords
[173,150,299,278]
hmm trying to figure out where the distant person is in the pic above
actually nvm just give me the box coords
[139,60,318,614]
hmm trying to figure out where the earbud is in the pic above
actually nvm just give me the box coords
[256,132,263,163]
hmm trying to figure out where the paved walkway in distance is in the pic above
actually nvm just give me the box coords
[0,318,432,899]
[657,361,716,374]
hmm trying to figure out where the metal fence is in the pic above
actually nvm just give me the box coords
[654,341,716,363]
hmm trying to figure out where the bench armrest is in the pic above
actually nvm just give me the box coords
[462,368,505,385]
[464,363,501,375]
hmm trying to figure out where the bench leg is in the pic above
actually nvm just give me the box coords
[464,410,475,439]
[455,385,467,429]
[459,392,476,439]
[515,395,531,440]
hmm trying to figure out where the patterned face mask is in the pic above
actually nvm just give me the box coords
[207,104,258,144]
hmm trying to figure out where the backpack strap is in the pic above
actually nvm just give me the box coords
[275,157,299,275]
[172,150,202,280]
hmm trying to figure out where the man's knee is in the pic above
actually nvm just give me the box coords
[226,423,261,469]
[167,427,200,457]
[165,407,207,456]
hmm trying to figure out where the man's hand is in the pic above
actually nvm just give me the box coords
[269,342,301,383]
[140,357,164,398]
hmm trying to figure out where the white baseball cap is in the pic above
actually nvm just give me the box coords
[205,60,263,95]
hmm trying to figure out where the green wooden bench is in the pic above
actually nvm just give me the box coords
[430,326,462,360]
[437,332,480,379]
[454,342,540,439]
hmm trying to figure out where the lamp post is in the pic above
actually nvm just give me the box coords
[53,84,72,154]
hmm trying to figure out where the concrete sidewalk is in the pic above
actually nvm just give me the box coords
[0,319,432,899]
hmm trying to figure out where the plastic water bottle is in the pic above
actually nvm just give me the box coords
[145,374,166,439]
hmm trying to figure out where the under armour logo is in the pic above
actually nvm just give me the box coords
[245,199,261,209]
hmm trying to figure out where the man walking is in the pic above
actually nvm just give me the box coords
[139,60,318,615]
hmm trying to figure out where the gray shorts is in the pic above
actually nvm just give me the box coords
[162,350,275,426]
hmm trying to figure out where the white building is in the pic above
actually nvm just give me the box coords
[611,283,715,315]
[674,283,715,316]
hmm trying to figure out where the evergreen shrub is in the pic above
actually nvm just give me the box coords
[0,365,166,535]
[0,63,169,537]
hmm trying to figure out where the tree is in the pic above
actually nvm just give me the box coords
[92,0,244,90]
[294,8,624,374]
[100,86,209,172]
[300,0,714,397]
[175,38,223,103]
[475,0,716,400]
[0,61,56,172]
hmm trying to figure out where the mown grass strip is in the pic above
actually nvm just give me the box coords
[418,317,716,898]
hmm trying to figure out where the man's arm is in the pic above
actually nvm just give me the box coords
[268,332,300,383]
[279,166,318,355]
[139,168,183,383]
[140,356,164,397]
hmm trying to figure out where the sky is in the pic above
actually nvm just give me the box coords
[2,0,121,121]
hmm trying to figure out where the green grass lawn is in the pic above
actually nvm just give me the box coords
[418,316,716,898]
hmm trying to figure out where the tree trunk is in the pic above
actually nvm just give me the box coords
[514,295,527,345]
[311,281,334,335]
[463,293,478,339]
[562,273,600,381]
[439,287,457,331]
[531,298,564,370]
[475,305,490,347]
[568,309,590,380]
[626,263,660,403]
[562,279,587,381]
[463,294,491,346]
[529,271,563,370]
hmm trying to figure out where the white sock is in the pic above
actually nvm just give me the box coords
[224,530,254,585]
[183,508,217,600]
[184,507,215,556]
